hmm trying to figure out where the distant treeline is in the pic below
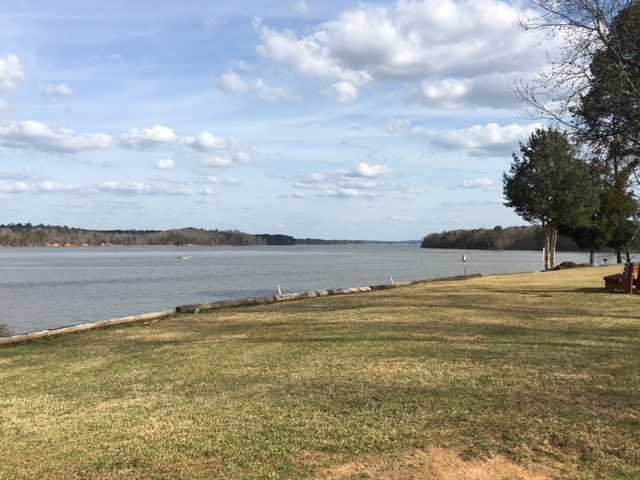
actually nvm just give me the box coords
[296,238,367,245]
[421,226,581,251]
[0,224,371,247]
[0,224,266,247]
[258,235,377,246]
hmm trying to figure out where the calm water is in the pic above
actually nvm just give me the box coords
[0,245,592,334]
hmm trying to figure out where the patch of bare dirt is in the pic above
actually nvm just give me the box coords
[315,448,551,480]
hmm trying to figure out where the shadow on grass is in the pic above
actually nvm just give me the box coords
[472,287,610,295]
[574,287,609,294]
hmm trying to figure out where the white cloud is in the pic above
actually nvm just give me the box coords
[432,122,540,156]
[293,171,377,198]
[255,18,372,102]
[256,0,546,105]
[198,148,251,169]
[119,128,253,169]
[183,133,251,166]
[201,156,234,168]
[0,179,78,193]
[97,181,151,195]
[0,177,220,197]
[294,0,311,16]
[385,118,411,134]
[36,180,77,192]
[230,150,251,163]
[460,178,496,190]
[0,180,29,193]
[420,78,468,107]
[182,131,227,152]
[418,74,520,109]
[0,120,113,153]
[0,55,24,91]
[291,162,408,199]
[218,71,248,93]
[44,83,73,98]
[349,162,390,178]
[331,81,359,103]
[218,71,295,102]
[155,158,176,170]
[96,181,196,196]
[119,125,177,149]
[205,176,241,186]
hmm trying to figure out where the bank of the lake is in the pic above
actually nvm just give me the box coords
[1,266,639,479]
[0,244,596,334]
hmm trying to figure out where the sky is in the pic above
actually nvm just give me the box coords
[0,0,555,240]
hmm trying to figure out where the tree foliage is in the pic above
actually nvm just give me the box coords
[517,1,640,263]
[504,129,599,227]
[504,128,600,269]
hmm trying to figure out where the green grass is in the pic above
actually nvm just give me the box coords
[1,266,640,479]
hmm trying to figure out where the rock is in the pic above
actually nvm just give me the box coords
[370,284,395,290]
[552,261,592,271]
[554,261,578,270]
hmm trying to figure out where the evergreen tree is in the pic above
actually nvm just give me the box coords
[504,128,600,270]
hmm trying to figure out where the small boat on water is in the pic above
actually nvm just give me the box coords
[177,256,193,261]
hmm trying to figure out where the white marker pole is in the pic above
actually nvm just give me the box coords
[277,285,282,296]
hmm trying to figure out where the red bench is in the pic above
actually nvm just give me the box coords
[604,262,640,294]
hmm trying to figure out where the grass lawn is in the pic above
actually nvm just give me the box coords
[1,266,640,479]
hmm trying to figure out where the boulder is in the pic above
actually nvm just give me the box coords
[552,262,591,271]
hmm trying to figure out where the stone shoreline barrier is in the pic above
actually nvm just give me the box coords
[0,273,482,347]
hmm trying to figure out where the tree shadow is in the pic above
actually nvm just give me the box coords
[574,287,609,294]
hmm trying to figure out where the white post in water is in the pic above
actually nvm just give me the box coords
[390,277,395,285]
[277,285,282,296]
[462,253,468,276]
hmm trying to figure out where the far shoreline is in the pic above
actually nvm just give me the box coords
[0,241,421,249]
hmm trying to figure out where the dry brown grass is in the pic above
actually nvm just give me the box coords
[315,447,553,479]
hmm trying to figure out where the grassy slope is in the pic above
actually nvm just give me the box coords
[1,266,639,479]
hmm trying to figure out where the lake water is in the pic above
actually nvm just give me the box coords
[0,245,595,335]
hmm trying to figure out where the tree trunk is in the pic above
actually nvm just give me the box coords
[617,249,623,264]
[549,225,558,270]
[626,246,632,263]
[543,224,550,271]
[589,250,595,266]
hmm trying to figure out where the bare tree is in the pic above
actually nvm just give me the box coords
[516,0,636,128]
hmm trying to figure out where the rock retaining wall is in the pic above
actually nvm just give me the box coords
[0,273,482,347]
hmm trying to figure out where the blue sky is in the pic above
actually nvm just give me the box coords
[0,0,552,240]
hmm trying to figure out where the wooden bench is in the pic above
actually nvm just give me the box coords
[604,262,640,293]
